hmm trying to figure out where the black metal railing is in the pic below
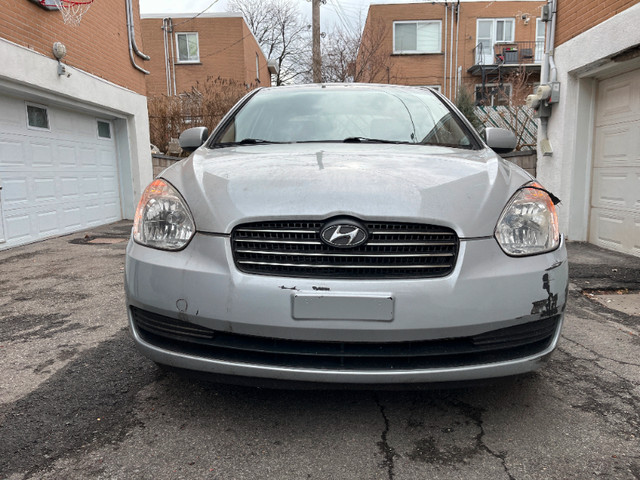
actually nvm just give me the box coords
[473,41,544,66]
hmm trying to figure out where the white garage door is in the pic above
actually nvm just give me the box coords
[0,95,122,249]
[589,68,640,257]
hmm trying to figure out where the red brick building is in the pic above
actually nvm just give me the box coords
[0,0,153,249]
[359,0,546,104]
[535,0,640,257]
[140,13,272,97]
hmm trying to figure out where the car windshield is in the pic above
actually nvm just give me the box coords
[212,87,477,149]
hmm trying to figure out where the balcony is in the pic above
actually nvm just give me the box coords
[468,41,544,75]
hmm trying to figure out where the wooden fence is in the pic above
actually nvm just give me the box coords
[475,106,537,151]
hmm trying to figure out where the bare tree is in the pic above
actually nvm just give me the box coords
[353,17,395,83]
[228,0,310,85]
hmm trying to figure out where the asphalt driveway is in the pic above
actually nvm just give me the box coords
[1,222,639,479]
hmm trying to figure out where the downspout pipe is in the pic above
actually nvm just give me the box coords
[127,0,150,60]
[125,0,150,74]
[539,0,557,156]
[454,1,460,100]
[449,1,455,98]
[443,4,447,96]
[162,18,171,95]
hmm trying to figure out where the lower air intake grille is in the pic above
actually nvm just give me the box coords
[231,220,459,279]
[131,307,560,371]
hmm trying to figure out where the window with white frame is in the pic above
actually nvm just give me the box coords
[26,103,50,130]
[256,53,260,82]
[393,21,441,54]
[476,19,515,64]
[176,32,199,63]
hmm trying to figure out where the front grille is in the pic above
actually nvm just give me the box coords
[131,307,560,371]
[231,220,459,279]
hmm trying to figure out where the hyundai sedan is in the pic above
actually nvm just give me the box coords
[125,84,568,385]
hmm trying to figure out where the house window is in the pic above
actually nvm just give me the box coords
[256,53,260,82]
[393,21,441,54]
[475,83,512,106]
[26,104,50,130]
[97,120,111,139]
[176,32,199,63]
[476,19,515,64]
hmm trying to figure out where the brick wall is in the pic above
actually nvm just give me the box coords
[361,1,545,94]
[555,0,638,46]
[0,0,147,94]
[141,14,271,97]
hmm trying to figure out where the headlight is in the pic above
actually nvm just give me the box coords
[132,179,195,250]
[495,182,560,256]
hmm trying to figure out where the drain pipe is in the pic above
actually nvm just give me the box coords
[127,0,150,61]
[162,18,171,95]
[454,0,460,100]
[539,0,557,156]
[125,0,150,74]
[449,0,455,98]
[443,3,448,96]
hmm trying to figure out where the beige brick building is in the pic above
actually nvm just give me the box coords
[359,0,546,104]
[140,13,271,97]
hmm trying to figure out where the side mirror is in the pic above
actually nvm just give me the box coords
[484,127,517,154]
[179,127,209,153]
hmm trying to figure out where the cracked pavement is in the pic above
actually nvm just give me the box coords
[1,225,639,479]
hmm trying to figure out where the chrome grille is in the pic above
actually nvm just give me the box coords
[231,220,459,278]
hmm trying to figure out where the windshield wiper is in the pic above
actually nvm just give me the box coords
[342,137,412,144]
[212,138,285,148]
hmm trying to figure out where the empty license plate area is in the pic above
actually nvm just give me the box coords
[292,293,394,321]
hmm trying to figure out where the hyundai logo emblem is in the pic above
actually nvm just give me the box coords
[320,219,368,248]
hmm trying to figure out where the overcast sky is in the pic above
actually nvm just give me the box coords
[138,0,371,33]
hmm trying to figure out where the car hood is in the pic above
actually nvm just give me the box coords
[162,143,532,238]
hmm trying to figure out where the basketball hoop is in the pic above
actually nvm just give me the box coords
[39,0,94,26]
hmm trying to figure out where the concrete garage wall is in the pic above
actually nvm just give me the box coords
[536,3,640,241]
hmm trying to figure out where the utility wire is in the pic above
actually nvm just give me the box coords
[171,0,221,27]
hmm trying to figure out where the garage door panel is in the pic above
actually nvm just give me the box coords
[34,177,57,201]
[5,214,31,241]
[2,177,29,205]
[57,144,78,167]
[37,210,59,234]
[63,208,83,230]
[30,142,55,167]
[596,70,640,127]
[0,139,25,167]
[591,167,639,209]
[593,122,640,167]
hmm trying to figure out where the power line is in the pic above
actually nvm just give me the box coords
[171,0,221,27]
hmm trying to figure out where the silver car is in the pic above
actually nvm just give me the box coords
[125,84,567,385]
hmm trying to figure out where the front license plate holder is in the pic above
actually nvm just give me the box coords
[292,293,394,321]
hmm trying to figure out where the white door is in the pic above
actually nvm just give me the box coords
[0,95,122,249]
[589,68,640,257]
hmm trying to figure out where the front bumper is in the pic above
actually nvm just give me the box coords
[125,233,568,384]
